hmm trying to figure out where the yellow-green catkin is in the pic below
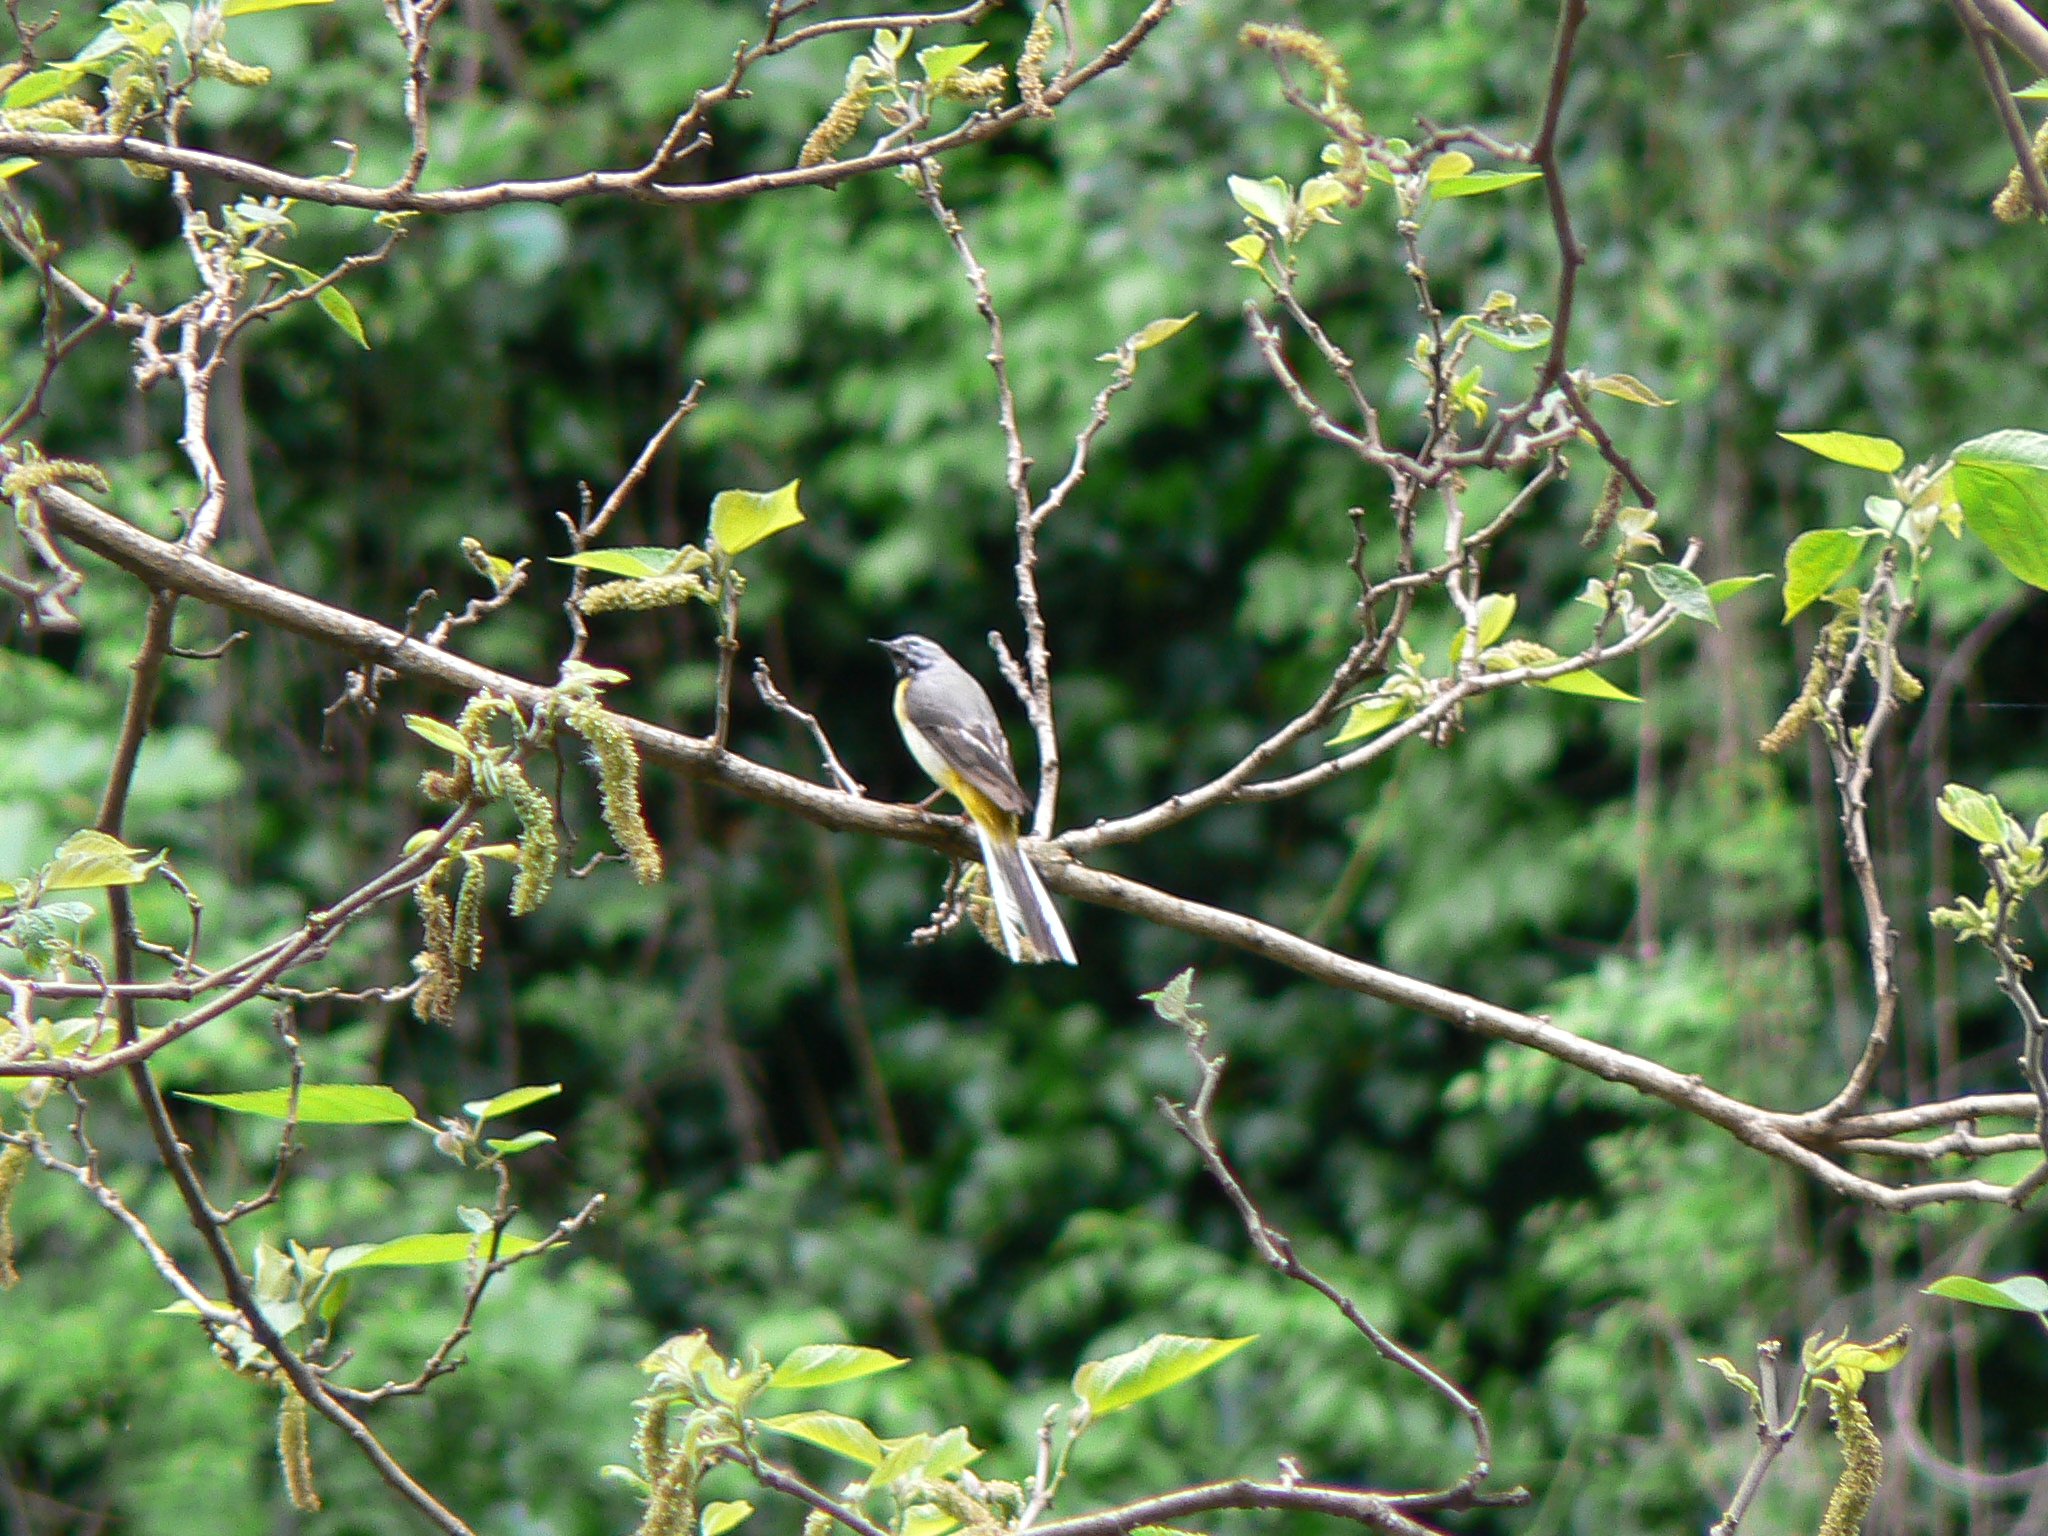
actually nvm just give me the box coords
[1815,1382,1881,1536]
[568,702,663,884]
[578,574,712,612]
[937,64,1007,101]
[1582,469,1625,548]
[194,45,269,88]
[278,1385,321,1512]
[799,73,873,169]
[412,856,461,1024]
[1237,22,1348,93]
[0,1140,29,1288]
[1018,8,1054,116]
[1994,118,2048,223]
[957,862,1006,956]
[1760,609,1854,754]
[500,763,558,915]
[0,97,93,134]
[452,854,487,971]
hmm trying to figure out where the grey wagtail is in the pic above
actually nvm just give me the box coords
[875,635,1076,965]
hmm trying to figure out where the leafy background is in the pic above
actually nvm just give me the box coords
[4,0,2048,1532]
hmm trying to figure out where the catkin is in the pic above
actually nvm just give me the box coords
[799,74,873,169]
[278,1386,321,1512]
[412,856,461,1024]
[578,574,712,612]
[567,702,663,884]
[1994,118,2048,223]
[1582,469,1625,548]
[1238,22,1349,93]
[1019,8,1054,116]
[452,854,486,970]
[937,64,1007,102]
[501,763,559,915]
[0,1141,28,1288]
[1816,1384,1881,1536]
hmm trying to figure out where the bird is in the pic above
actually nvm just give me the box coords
[874,635,1076,964]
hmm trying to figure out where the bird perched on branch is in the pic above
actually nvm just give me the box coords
[875,634,1076,964]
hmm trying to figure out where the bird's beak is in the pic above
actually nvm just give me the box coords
[870,638,903,656]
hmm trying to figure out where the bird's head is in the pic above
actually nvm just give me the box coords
[873,635,947,678]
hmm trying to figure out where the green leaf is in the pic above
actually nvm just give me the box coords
[551,546,685,578]
[1778,430,1905,474]
[1226,175,1293,230]
[404,714,472,756]
[1925,1274,2048,1313]
[1936,784,2011,845]
[1781,527,1879,620]
[463,1082,562,1121]
[175,1084,417,1123]
[2018,77,2048,99]
[1326,694,1411,746]
[1698,1356,1763,1412]
[1828,1330,1910,1376]
[329,1231,537,1269]
[709,480,805,556]
[1645,563,1716,626]
[1,69,74,107]
[1590,373,1675,407]
[221,0,333,13]
[1952,430,2048,590]
[916,40,985,83]
[1424,151,1474,182]
[759,1410,885,1465]
[315,283,369,349]
[702,1502,755,1536]
[769,1343,910,1390]
[1705,574,1773,604]
[1297,173,1347,212]
[485,1130,556,1155]
[1071,1333,1254,1417]
[1475,591,1516,650]
[1128,313,1196,352]
[1532,669,1638,702]
[919,1425,982,1478]
[43,829,160,890]
[1225,233,1266,265]
[0,156,39,182]
[900,1508,958,1536]
[1429,169,1542,198]
[1462,309,1552,352]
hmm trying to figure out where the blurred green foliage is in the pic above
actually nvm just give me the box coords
[3,0,2048,1532]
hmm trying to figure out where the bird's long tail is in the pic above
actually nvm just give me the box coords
[972,822,1077,965]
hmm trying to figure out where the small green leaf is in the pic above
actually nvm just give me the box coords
[1474,592,1516,651]
[43,829,160,890]
[175,1084,417,1123]
[1,69,73,108]
[1532,669,1638,702]
[919,1425,982,1478]
[1782,527,1880,620]
[1704,574,1773,603]
[1828,1330,1909,1376]
[1590,373,1675,407]
[404,715,472,756]
[759,1410,885,1465]
[1127,313,1196,352]
[709,480,805,556]
[551,547,683,578]
[329,1231,537,1269]
[462,1082,562,1121]
[1226,174,1293,230]
[1424,151,1473,182]
[315,283,369,349]
[1429,169,1542,198]
[485,1130,556,1155]
[900,1508,958,1536]
[1926,1274,2048,1313]
[0,158,36,185]
[1698,1356,1763,1412]
[1952,430,2048,590]
[1937,784,2011,845]
[1645,563,1716,626]
[1326,694,1411,746]
[1297,174,1347,212]
[916,41,985,83]
[868,1432,931,1486]
[2016,77,2048,99]
[1225,233,1266,265]
[702,1501,755,1536]
[1072,1333,1255,1417]
[1778,430,1905,474]
[769,1343,910,1390]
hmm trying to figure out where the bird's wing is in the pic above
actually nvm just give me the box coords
[904,680,1033,818]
